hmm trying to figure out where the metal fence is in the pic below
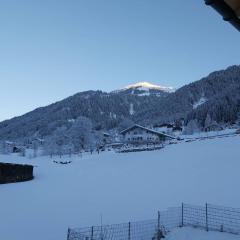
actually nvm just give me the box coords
[67,203,240,240]
[183,203,240,234]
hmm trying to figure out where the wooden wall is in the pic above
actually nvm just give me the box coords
[0,163,34,184]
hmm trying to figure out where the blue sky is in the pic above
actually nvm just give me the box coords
[0,0,239,121]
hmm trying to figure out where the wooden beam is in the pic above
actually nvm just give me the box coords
[225,0,240,17]
[205,0,240,31]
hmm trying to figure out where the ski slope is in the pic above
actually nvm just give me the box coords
[0,135,240,240]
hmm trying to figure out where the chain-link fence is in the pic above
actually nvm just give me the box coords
[67,203,240,240]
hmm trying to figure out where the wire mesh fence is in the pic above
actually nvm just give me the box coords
[67,204,240,240]
[182,203,206,229]
[183,203,240,234]
[67,207,182,240]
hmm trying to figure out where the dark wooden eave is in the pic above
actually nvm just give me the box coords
[205,0,240,31]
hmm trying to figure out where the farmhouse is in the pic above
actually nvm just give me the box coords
[120,124,176,144]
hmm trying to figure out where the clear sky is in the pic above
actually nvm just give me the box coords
[0,0,239,121]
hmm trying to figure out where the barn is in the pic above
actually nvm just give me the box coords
[120,124,176,144]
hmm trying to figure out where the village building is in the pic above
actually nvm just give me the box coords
[120,124,176,144]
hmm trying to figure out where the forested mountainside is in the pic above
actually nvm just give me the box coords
[136,65,240,127]
[0,65,239,142]
[0,90,165,141]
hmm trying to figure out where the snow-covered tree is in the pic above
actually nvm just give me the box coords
[183,120,200,135]
[67,116,94,152]
[204,114,212,130]
[0,141,8,154]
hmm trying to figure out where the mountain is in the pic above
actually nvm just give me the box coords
[114,81,174,97]
[0,90,162,141]
[136,65,240,127]
[0,65,239,142]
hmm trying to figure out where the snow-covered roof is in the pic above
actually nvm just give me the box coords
[5,141,15,145]
[120,124,176,139]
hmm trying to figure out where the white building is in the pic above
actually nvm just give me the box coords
[120,124,176,144]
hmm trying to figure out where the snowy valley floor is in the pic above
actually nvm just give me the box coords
[0,135,240,240]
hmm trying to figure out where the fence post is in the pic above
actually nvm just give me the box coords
[67,228,71,240]
[158,211,160,230]
[128,222,131,240]
[206,203,209,232]
[91,226,94,240]
[181,203,184,227]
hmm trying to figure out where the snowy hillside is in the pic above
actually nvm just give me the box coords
[136,65,240,126]
[0,135,240,240]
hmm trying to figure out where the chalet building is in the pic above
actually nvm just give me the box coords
[120,124,176,144]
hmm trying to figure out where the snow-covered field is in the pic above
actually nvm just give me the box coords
[165,227,240,240]
[0,135,240,240]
